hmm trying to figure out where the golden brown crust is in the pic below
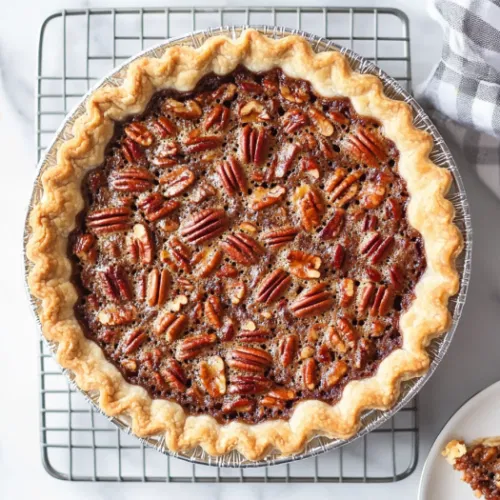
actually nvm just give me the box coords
[27,30,462,460]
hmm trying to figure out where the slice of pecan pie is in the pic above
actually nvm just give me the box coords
[27,30,462,460]
[443,439,500,499]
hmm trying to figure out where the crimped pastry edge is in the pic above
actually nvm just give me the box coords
[26,29,463,460]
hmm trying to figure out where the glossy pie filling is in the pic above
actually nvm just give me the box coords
[454,443,500,499]
[69,67,426,424]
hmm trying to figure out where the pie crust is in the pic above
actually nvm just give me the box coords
[27,30,462,460]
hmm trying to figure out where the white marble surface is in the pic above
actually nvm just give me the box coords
[1,0,499,499]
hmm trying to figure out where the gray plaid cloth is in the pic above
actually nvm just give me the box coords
[416,0,500,199]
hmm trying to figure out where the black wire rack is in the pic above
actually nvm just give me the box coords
[36,6,418,483]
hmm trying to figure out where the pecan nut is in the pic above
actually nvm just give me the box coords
[337,317,358,349]
[360,181,386,209]
[239,100,271,122]
[227,346,273,373]
[163,98,202,119]
[220,233,263,266]
[307,107,334,136]
[274,143,300,179]
[199,356,226,397]
[124,122,153,147]
[324,360,348,389]
[289,283,334,318]
[328,170,363,207]
[155,312,187,341]
[250,185,286,211]
[183,132,222,154]
[137,193,180,222]
[294,185,325,232]
[127,223,154,265]
[176,333,217,361]
[110,167,155,193]
[73,233,97,263]
[146,268,170,307]
[99,265,132,303]
[152,116,177,138]
[256,269,292,304]
[122,138,143,163]
[344,128,388,167]
[261,226,299,250]
[168,236,192,273]
[338,278,355,307]
[287,250,321,279]
[360,232,395,264]
[97,304,137,326]
[279,334,298,367]
[162,359,188,392]
[236,328,272,343]
[197,248,223,278]
[320,209,345,240]
[389,264,404,291]
[204,295,223,329]
[226,279,247,305]
[217,156,247,195]
[240,125,267,165]
[282,108,308,134]
[160,167,196,197]
[180,208,228,244]
[203,104,230,132]
[123,327,148,354]
[222,398,255,414]
[86,207,132,235]
[302,358,318,390]
[228,375,271,395]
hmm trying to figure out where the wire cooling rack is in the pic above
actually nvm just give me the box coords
[36,6,418,482]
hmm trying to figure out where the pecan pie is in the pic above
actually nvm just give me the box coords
[443,439,500,499]
[27,30,462,460]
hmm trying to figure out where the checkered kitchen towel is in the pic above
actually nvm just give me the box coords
[416,0,500,198]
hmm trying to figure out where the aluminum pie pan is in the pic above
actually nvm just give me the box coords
[24,25,472,468]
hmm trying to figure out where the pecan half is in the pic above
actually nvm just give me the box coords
[99,265,132,303]
[357,281,376,315]
[86,207,132,235]
[137,192,180,222]
[190,181,217,204]
[152,116,176,138]
[123,328,148,354]
[370,285,394,316]
[366,267,382,282]
[307,107,334,136]
[222,398,255,414]
[206,83,237,103]
[256,269,292,304]
[302,358,318,390]
[389,264,404,291]
[261,227,299,249]
[228,375,271,395]
[155,312,187,341]
[337,317,358,349]
[180,208,228,244]
[354,338,376,369]
[146,268,170,307]
[151,142,180,167]
[300,156,321,180]
[199,356,226,397]
[168,236,192,273]
[282,108,308,134]
[73,233,97,263]
[327,327,347,354]
[320,209,345,240]
[124,122,153,147]
[328,170,363,206]
[98,304,137,326]
[331,244,345,270]
[279,80,310,103]
[183,131,222,154]
[216,156,247,195]
[363,214,379,232]
[279,334,298,367]
[386,198,402,221]
[122,138,143,163]
[261,387,296,409]
[294,185,325,232]
[163,98,202,119]
[162,359,188,392]
[220,233,263,266]
[274,143,300,179]
[338,278,355,307]
[360,232,395,264]
[289,283,334,318]
[324,360,348,389]
[128,223,154,265]
[236,328,272,343]
[360,181,386,209]
[204,295,223,329]
[110,167,155,193]
[227,346,273,373]
[239,125,267,165]
[287,250,321,279]
[160,167,196,197]
[250,186,286,211]
[239,100,271,122]
[197,248,223,278]
[203,104,230,132]
[176,333,217,361]
[344,128,388,167]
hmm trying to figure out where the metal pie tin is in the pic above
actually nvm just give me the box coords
[24,26,472,468]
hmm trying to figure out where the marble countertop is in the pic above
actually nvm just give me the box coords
[2,0,499,499]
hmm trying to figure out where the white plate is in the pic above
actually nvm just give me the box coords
[419,380,500,500]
